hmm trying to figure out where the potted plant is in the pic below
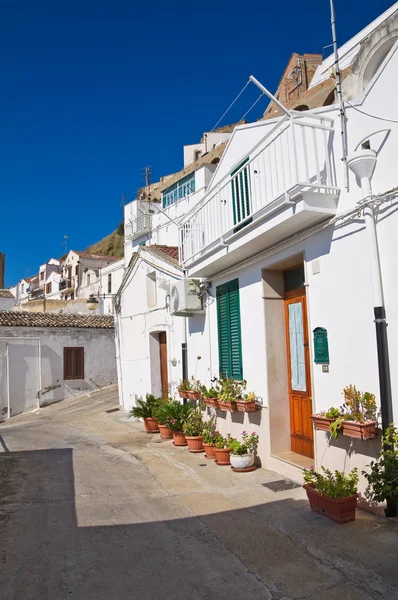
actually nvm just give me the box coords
[229,431,259,471]
[218,377,239,412]
[187,378,202,401]
[177,379,191,399]
[202,416,217,458]
[213,434,232,465]
[311,385,378,440]
[236,391,260,413]
[303,466,359,523]
[128,394,161,433]
[363,424,398,518]
[311,406,340,431]
[183,410,205,452]
[201,384,220,409]
[152,399,173,439]
[162,400,193,446]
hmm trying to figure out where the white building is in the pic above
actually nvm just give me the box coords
[176,4,398,487]
[61,251,119,301]
[0,290,16,311]
[0,311,117,418]
[99,258,124,314]
[183,126,236,167]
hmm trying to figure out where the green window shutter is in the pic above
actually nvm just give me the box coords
[230,157,252,230]
[217,279,243,380]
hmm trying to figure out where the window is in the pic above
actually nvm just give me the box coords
[216,279,243,380]
[21,284,25,294]
[162,172,196,208]
[231,157,252,230]
[40,271,45,281]
[108,273,112,294]
[64,347,84,380]
[46,282,52,294]
[194,150,201,162]
[87,274,91,286]
[75,265,79,276]
[146,272,157,307]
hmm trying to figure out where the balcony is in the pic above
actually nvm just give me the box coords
[180,113,340,277]
[125,200,153,241]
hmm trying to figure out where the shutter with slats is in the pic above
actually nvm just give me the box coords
[75,348,84,379]
[64,347,84,380]
[216,279,243,380]
[64,348,74,380]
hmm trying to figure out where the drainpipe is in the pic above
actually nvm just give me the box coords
[347,148,395,516]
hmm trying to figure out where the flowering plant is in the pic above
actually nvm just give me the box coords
[190,377,202,393]
[202,417,217,444]
[214,433,232,449]
[178,379,191,392]
[200,384,221,398]
[229,431,259,455]
[183,410,204,437]
[162,400,193,432]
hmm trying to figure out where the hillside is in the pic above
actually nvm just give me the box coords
[86,221,124,258]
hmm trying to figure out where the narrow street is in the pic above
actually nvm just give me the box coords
[1,388,397,600]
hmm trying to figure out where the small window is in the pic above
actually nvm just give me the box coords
[21,284,25,293]
[194,150,201,162]
[64,347,84,380]
[75,265,79,276]
[46,282,52,294]
[87,274,91,286]
[146,272,157,307]
[108,273,112,294]
[40,271,45,281]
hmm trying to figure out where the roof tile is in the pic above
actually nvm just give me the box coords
[0,311,114,329]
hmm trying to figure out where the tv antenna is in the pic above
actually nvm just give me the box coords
[62,235,68,257]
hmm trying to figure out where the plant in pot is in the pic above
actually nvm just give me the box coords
[177,379,191,399]
[162,400,193,446]
[187,377,202,401]
[201,384,220,409]
[236,391,260,413]
[303,466,359,523]
[218,377,239,412]
[362,424,398,518]
[152,399,173,439]
[311,406,340,431]
[214,434,232,465]
[128,394,161,433]
[229,431,259,471]
[183,410,205,452]
[202,416,217,459]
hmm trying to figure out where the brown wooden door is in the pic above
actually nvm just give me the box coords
[159,332,168,400]
[284,292,314,459]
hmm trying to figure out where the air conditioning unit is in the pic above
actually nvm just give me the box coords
[170,279,204,316]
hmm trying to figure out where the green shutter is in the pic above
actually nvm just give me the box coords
[217,279,243,380]
[230,157,252,230]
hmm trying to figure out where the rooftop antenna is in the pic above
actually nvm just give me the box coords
[62,235,68,258]
[330,0,349,189]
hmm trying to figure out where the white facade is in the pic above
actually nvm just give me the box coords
[177,10,398,489]
[99,259,124,314]
[61,251,119,300]
[183,131,231,167]
[115,247,186,410]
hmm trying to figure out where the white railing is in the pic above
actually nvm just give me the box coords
[180,114,338,265]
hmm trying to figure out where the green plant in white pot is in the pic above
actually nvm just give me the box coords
[229,431,259,470]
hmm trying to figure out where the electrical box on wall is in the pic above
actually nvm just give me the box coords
[170,279,204,316]
[313,327,329,364]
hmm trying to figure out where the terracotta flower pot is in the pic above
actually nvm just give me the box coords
[203,443,216,459]
[158,424,173,439]
[311,415,336,432]
[236,401,258,413]
[205,397,220,409]
[187,391,201,401]
[185,435,205,453]
[173,431,187,446]
[179,390,189,399]
[143,417,160,433]
[218,400,237,413]
[230,453,254,469]
[341,420,377,440]
[304,484,358,524]
[214,447,231,465]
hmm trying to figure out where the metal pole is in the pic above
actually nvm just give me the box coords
[330,0,349,189]
[249,75,291,117]
[6,342,10,419]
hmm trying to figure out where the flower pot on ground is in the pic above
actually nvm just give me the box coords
[303,466,359,524]
[183,411,205,453]
[162,399,193,442]
[203,443,216,459]
[202,416,217,459]
[173,431,187,446]
[152,398,173,438]
[128,394,162,434]
[158,424,173,439]
[363,425,398,518]
[229,432,259,471]
[214,434,232,465]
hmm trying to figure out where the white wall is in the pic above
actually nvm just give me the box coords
[99,259,124,314]
[0,326,117,417]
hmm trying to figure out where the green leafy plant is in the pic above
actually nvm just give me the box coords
[241,391,257,403]
[190,377,202,393]
[152,397,169,425]
[218,377,243,402]
[202,417,217,444]
[162,400,193,432]
[201,384,220,399]
[363,425,398,506]
[214,433,231,449]
[229,431,259,455]
[183,410,204,437]
[303,466,359,499]
[178,379,191,392]
[129,394,161,419]
[325,407,340,419]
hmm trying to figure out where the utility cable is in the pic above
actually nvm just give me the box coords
[239,93,265,122]
[210,80,251,131]
[344,98,398,124]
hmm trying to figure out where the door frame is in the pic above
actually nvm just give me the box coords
[159,331,168,400]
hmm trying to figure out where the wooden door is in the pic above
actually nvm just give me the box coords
[159,332,168,400]
[284,292,314,459]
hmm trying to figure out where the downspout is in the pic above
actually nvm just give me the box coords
[6,343,10,419]
[347,146,395,516]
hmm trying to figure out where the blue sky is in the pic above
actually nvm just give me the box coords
[1,0,394,285]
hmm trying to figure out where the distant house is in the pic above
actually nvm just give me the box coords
[60,251,119,301]
[0,311,117,418]
[99,258,124,315]
[0,290,16,311]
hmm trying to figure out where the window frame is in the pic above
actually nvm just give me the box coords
[63,347,85,380]
[216,279,243,381]
[107,273,112,294]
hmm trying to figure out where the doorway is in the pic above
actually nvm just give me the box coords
[284,265,314,459]
[159,332,168,400]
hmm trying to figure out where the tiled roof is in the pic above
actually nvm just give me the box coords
[74,251,120,262]
[0,290,15,299]
[0,311,114,329]
[143,245,181,268]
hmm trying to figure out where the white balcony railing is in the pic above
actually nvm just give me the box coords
[180,113,338,265]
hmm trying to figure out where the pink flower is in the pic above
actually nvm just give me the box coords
[310,465,315,469]
[242,430,247,435]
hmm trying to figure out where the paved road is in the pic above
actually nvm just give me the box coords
[1,387,397,600]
